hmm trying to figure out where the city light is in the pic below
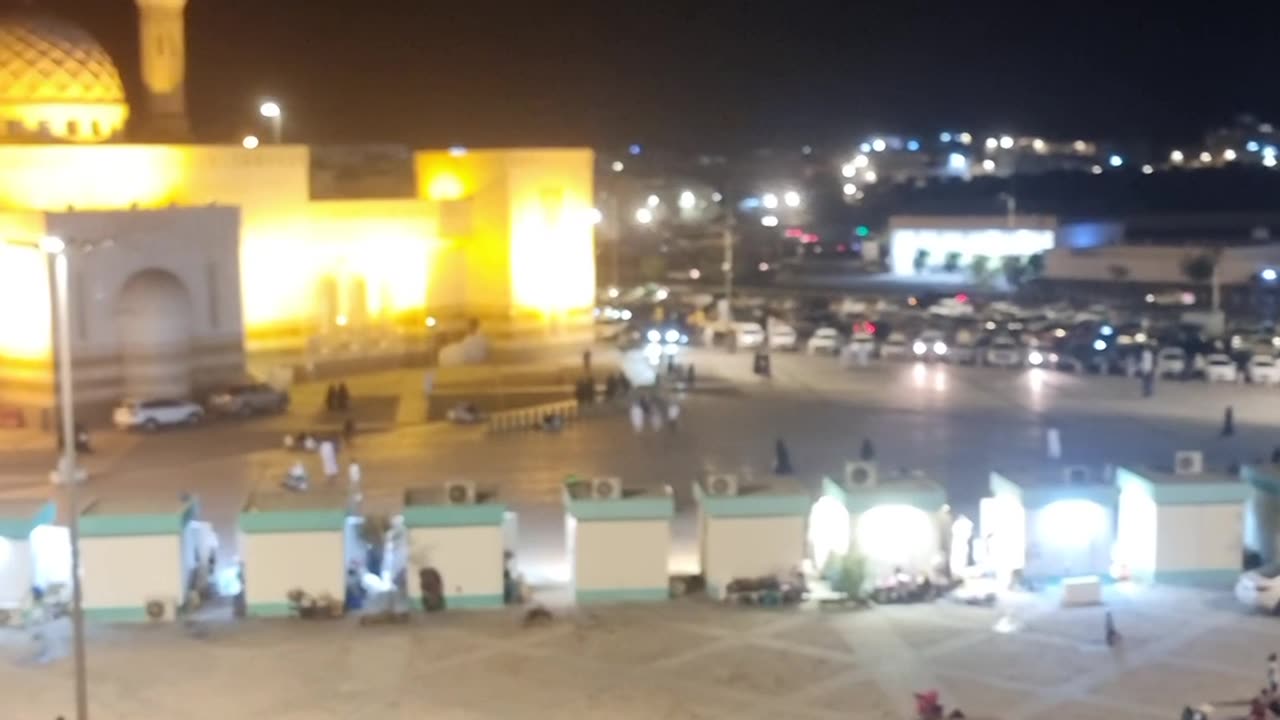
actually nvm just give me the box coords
[853,154,870,168]
[761,214,779,227]
[646,194,661,208]
[711,191,723,202]
[948,153,967,172]
[1091,165,1103,174]
[688,268,701,280]
[982,159,996,172]
[628,144,642,155]
[1170,149,1184,163]
[634,207,653,224]
[1266,156,1278,168]
[241,135,260,150]
[38,235,65,254]
[1093,339,1107,351]
[985,137,999,150]
[1223,148,1238,161]
[678,190,696,209]
[906,139,920,151]
[1266,146,1279,158]
[859,142,872,152]
[1199,151,1213,163]
[1032,138,1047,152]
[1108,154,1123,167]
[1248,141,1261,152]
[611,160,625,172]
[448,146,467,157]
[863,170,878,183]
[1141,164,1154,175]
[871,138,887,152]
[939,132,952,142]
[783,190,801,208]
[259,101,281,119]
[762,192,779,209]
[958,132,973,145]
[425,316,437,327]
[586,208,603,225]
[999,135,1014,149]
[843,182,857,196]
[1264,268,1278,282]
[841,163,856,178]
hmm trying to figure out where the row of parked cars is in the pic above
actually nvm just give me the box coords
[111,383,290,431]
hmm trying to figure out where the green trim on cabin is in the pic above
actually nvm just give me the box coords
[575,587,669,603]
[1116,466,1250,505]
[1153,568,1240,587]
[693,488,810,518]
[239,509,346,533]
[79,513,184,537]
[0,500,53,539]
[402,504,508,528]
[565,496,675,521]
[821,475,947,514]
[410,593,505,609]
[84,606,153,623]
[1243,465,1280,496]
[247,602,297,617]
[989,471,1117,509]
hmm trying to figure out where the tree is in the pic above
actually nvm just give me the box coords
[913,248,930,274]
[1181,253,1216,285]
[943,251,962,273]
[1107,264,1131,282]
[1002,256,1026,287]
[970,254,991,282]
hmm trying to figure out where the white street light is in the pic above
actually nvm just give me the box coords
[678,190,696,210]
[586,208,603,225]
[984,137,999,150]
[1266,155,1278,169]
[242,134,260,150]
[1170,149,1184,163]
[646,194,660,208]
[39,235,66,254]
[842,182,857,196]
[1223,148,1238,161]
[1108,154,1123,167]
[611,160,625,172]
[853,154,869,168]
[871,138,887,152]
[1091,165,1103,174]
[761,214,779,227]
[1199,151,1213,163]
[1141,164,1154,175]
[863,170,878,183]
[958,132,973,145]
[840,163,856,178]
[259,100,283,143]
[999,135,1014,149]
[783,190,801,208]
[981,159,996,172]
[634,207,653,224]
[762,192,779,209]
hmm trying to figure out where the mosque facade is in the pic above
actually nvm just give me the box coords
[0,3,596,425]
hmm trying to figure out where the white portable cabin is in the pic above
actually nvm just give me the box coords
[78,498,196,622]
[982,466,1117,583]
[403,486,511,608]
[1113,465,1250,586]
[815,470,948,583]
[1241,464,1280,566]
[239,492,347,617]
[693,476,809,599]
[564,480,674,603]
[0,499,65,615]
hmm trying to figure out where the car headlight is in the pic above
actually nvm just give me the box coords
[912,340,927,355]
[646,329,661,343]
[933,341,948,355]
[664,329,680,343]
[1028,351,1044,366]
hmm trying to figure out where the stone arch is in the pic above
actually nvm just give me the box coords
[115,269,194,399]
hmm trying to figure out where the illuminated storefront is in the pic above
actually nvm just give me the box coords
[888,215,1057,277]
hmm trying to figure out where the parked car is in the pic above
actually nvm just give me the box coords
[208,383,290,416]
[1249,354,1280,385]
[880,331,910,360]
[1205,353,1239,383]
[911,330,949,362]
[984,336,1023,368]
[113,398,205,431]
[1235,564,1280,614]
[1156,347,1187,378]
[732,322,765,349]
[768,321,798,351]
[807,327,842,355]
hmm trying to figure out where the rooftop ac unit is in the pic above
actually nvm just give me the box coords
[704,474,739,497]
[1174,450,1204,476]
[591,476,622,500]
[844,461,878,488]
[444,480,477,506]
[144,597,175,622]
[1063,466,1091,484]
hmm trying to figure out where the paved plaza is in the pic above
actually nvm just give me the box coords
[2,584,1278,718]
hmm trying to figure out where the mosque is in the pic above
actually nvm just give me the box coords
[0,2,597,426]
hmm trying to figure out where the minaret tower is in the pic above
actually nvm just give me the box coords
[134,0,189,139]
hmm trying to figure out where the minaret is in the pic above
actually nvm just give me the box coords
[134,0,189,139]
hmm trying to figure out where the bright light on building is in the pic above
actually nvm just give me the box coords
[688,268,701,280]
[853,154,870,168]
[783,190,801,208]
[1093,339,1107,351]
[611,160,625,172]
[1247,141,1261,152]
[762,192,779,209]
[999,135,1014,149]
[758,262,770,272]
[939,132,952,142]
[958,132,973,145]
[888,227,1054,277]
[646,194,661,208]
[607,287,620,298]
[863,170,878,183]
[1266,155,1278,169]
[1141,164,1154,175]
[711,191,723,202]
[906,139,920,151]
[1223,148,1238,161]
[984,137,999,150]
[448,146,467,157]
[842,182,857,196]
[1091,165,1103,174]
[1169,149,1184,163]
[1263,268,1278,282]
[425,316,437,327]
[841,163,856,178]
[241,135,260,150]
[1039,500,1108,548]
[678,190,696,209]
[981,158,996,172]
[761,214,779,227]
[38,235,65,254]
[335,314,349,327]
[1108,154,1123,167]
[948,153,967,172]
[586,207,603,225]
[628,144,642,155]
[259,101,281,119]
[859,142,871,152]
[1032,138,1047,152]
[1199,151,1213,163]
[871,138,887,152]
[634,207,653,224]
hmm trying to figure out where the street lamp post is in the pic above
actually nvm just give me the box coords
[259,101,282,144]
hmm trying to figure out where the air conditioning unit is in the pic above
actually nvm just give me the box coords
[143,597,175,622]
[844,461,878,488]
[1174,450,1203,476]
[1063,465,1091,484]
[444,480,477,505]
[590,476,623,500]
[704,473,739,497]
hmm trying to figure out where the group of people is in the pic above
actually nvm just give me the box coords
[1182,653,1280,719]
[324,381,352,412]
[629,395,680,433]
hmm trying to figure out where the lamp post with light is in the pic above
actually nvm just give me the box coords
[259,100,282,144]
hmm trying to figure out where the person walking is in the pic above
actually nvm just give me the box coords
[1223,405,1235,437]
[319,439,339,484]
[1104,611,1120,648]
[666,401,680,431]
[336,382,351,412]
[774,438,793,475]
[325,383,337,412]
[629,401,645,434]
[859,438,875,461]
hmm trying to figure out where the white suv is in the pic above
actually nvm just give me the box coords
[113,398,205,431]
[1236,564,1280,614]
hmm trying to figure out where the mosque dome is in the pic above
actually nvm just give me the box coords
[0,13,129,143]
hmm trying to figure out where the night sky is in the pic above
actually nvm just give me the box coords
[16,0,1279,151]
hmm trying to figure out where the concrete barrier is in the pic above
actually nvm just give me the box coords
[487,399,579,433]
